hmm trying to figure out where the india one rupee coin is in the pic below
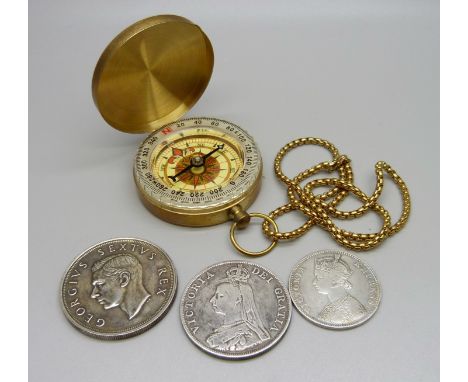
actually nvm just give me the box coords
[289,250,381,329]
[61,238,177,339]
[180,261,291,359]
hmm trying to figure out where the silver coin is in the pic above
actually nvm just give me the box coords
[61,238,177,339]
[289,249,381,329]
[180,261,291,359]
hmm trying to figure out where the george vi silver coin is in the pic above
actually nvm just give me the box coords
[180,261,291,359]
[289,249,381,329]
[61,238,177,339]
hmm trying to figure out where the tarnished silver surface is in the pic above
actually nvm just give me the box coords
[61,238,177,339]
[289,249,381,329]
[180,261,291,359]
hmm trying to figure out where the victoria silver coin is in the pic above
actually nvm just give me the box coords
[289,249,381,329]
[61,238,177,339]
[180,261,291,359]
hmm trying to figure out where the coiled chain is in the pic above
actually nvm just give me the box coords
[230,137,411,256]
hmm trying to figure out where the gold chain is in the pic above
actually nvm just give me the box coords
[230,137,411,256]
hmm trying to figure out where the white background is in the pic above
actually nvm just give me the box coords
[28,1,439,381]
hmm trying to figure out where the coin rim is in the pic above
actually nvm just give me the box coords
[60,237,178,340]
[288,249,382,330]
[179,260,292,359]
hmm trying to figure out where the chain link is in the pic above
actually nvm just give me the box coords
[260,137,411,251]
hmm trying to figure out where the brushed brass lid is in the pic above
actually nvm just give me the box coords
[92,15,214,134]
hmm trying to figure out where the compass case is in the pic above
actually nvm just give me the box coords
[92,17,262,228]
[92,15,214,134]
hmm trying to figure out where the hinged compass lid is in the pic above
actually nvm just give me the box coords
[92,15,214,134]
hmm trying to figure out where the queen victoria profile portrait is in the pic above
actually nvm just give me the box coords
[313,254,367,325]
[207,265,270,351]
[90,254,151,320]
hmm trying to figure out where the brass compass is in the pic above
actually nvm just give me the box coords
[133,117,262,226]
[92,15,411,257]
[92,15,262,228]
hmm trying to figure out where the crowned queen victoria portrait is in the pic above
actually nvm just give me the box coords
[313,254,367,325]
[207,265,270,351]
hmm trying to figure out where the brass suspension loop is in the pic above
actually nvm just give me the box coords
[252,137,412,253]
[230,213,279,256]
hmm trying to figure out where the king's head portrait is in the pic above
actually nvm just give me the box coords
[90,254,151,320]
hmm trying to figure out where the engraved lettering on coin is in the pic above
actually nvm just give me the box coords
[61,238,177,339]
[289,250,381,329]
[180,261,291,359]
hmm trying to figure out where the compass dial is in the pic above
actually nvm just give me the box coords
[134,118,262,226]
[152,134,242,191]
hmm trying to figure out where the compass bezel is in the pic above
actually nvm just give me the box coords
[133,118,262,226]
